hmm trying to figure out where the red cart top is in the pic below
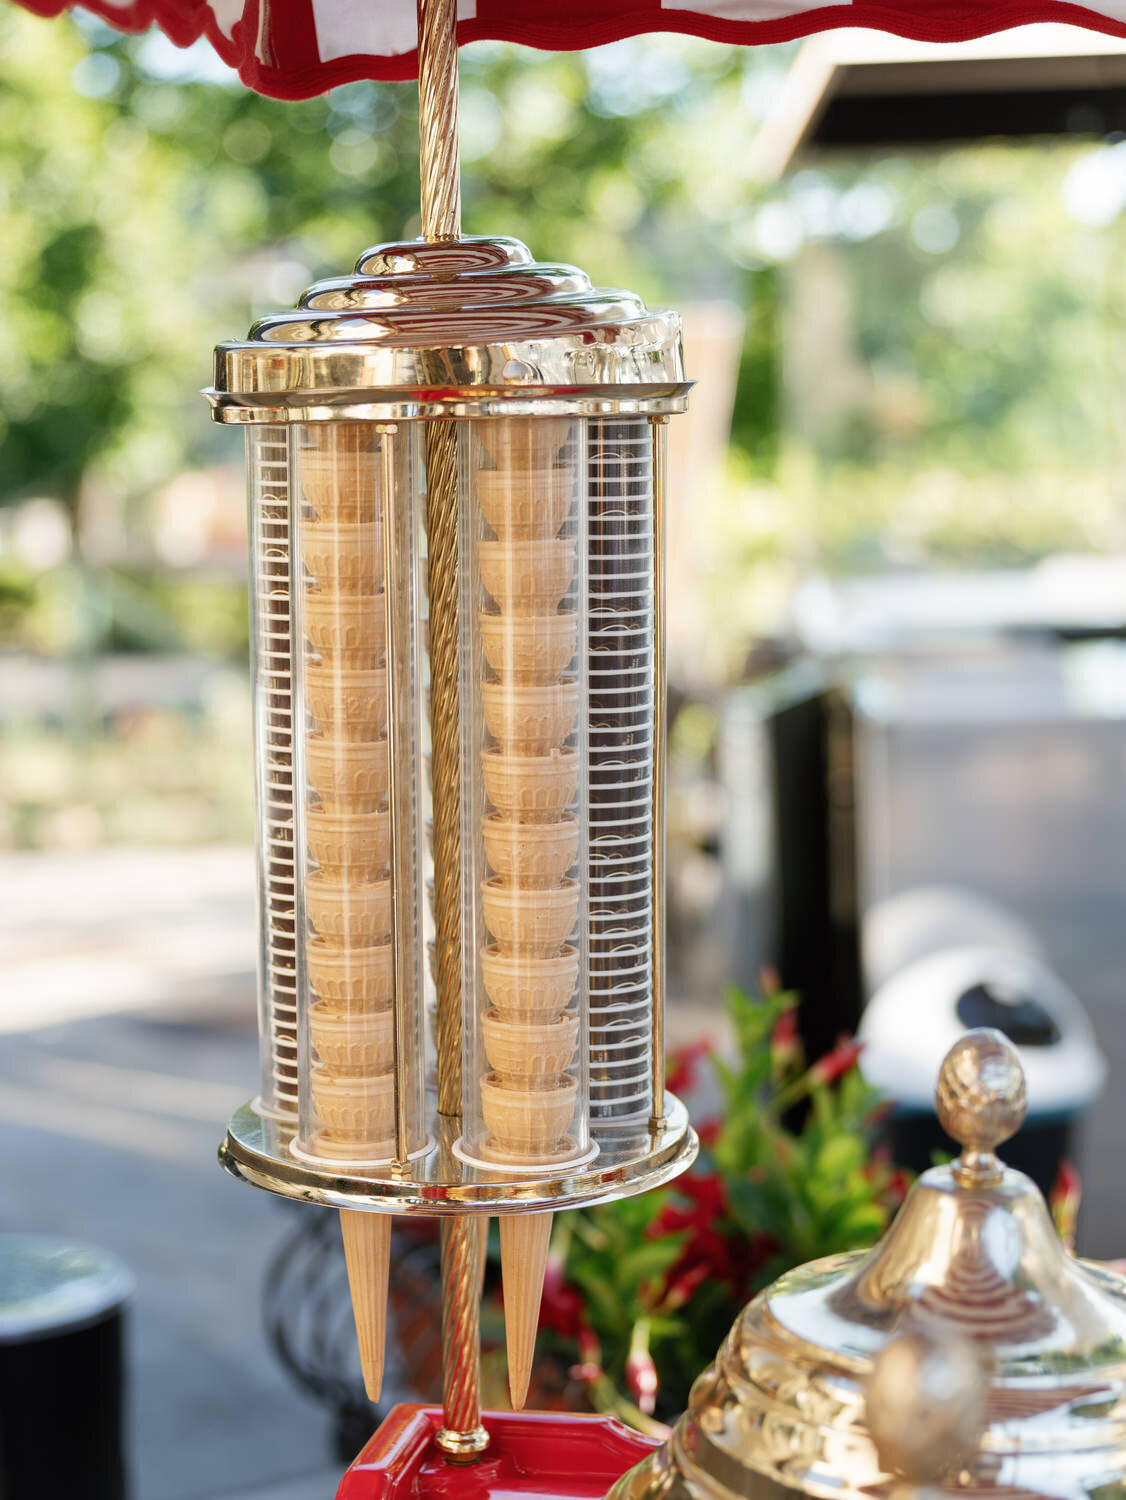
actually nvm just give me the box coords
[14,0,1126,99]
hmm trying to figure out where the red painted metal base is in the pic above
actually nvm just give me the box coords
[337,1405,661,1500]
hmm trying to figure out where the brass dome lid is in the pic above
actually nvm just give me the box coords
[205,235,690,424]
[612,1029,1126,1500]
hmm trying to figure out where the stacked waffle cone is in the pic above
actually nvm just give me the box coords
[299,425,393,1400]
[475,418,579,1408]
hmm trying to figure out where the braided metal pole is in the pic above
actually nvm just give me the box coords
[426,419,462,1124]
[418,0,461,242]
[437,1218,489,1458]
[416,0,487,1460]
[418,0,463,1122]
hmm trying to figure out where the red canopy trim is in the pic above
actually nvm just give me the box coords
[17,0,1126,98]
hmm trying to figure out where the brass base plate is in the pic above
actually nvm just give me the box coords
[219,1095,696,1214]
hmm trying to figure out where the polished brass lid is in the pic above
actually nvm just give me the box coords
[205,235,690,424]
[611,1029,1126,1500]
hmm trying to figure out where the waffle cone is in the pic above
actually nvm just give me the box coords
[476,418,570,472]
[478,538,575,616]
[301,519,383,594]
[303,591,386,663]
[480,945,578,1020]
[479,611,577,683]
[310,1003,394,1074]
[306,938,393,1007]
[476,466,574,540]
[305,665,388,739]
[482,1010,578,1084]
[482,813,578,886]
[306,873,391,941]
[306,426,378,454]
[340,1210,391,1403]
[305,735,389,810]
[311,1067,394,1143]
[481,876,578,956]
[500,1212,553,1412]
[301,449,381,522]
[480,1073,577,1154]
[305,806,390,877]
[481,678,578,754]
[481,748,577,818]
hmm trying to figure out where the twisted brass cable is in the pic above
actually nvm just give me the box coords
[417,0,481,1456]
[426,421,462,1119]
[417,0,461,242]
[437,1217,489,1457]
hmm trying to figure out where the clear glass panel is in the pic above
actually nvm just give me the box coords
[460,417,590,1166]
[586,418,657,1122]
[247,426,299,1119]
[290,422,426,1164]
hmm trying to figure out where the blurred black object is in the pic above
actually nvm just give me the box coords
[764,674,863,1064]
[0,1235,133,1500]
[263,1207,444,1465]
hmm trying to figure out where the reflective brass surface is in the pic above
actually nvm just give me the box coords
[205,237,689,423]
[610,1030,1126,1500]
[220,1091,696,1213]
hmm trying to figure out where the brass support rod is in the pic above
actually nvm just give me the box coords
[437,1217,489,1459]
[417,0,461,242]
[426,421,462,1119]
[649,416,669,1130]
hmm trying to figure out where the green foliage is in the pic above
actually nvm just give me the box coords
[3,7,1124,686]
[712,989,898,1263]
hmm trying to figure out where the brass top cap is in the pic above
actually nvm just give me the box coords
[205,234,689,423]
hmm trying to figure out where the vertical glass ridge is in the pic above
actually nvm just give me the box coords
[586,418,656,1122]
[248,426,299,1119]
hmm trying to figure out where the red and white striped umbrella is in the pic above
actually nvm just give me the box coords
[12,0,1126,97]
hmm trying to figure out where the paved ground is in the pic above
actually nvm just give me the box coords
[2,844,1123,1498]
[1,848,344,1500]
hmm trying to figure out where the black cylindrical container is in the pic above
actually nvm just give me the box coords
[0,1236,133,1500]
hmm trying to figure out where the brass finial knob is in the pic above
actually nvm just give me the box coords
[935,1027,1026,1183]
[867,1331,987,1484]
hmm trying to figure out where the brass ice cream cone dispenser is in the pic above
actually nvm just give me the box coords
[208,0,696,1451]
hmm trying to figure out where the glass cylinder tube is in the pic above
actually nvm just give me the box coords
[460,418,590,1167]
[288,422,426,1165]
[247,426,299,1119]
[585,418,657,1122]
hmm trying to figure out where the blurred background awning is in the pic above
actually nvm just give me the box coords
[750,23,1126,178]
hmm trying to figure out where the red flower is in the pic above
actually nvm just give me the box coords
[696,1118,721,1148]
[810,1037,864,1086]
[649,1172,726,1240]
[569,1324,604,1386]
[885,1168,911,1208]
[649,1171,773,1297]
[538,1257,585,1338]
[655,1262,708,1313]
[1050,1159,1082,1250]
[770,1006,801,1072]
[626,1325,659,1415]
[667,1039,712,1096]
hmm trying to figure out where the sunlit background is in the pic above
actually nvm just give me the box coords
[4,10,1126,1497]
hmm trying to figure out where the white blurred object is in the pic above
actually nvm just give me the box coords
[864,884,1042,995]
[860,946,1105,1117]
[792,556,1126,657]
[6,498,72,571]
